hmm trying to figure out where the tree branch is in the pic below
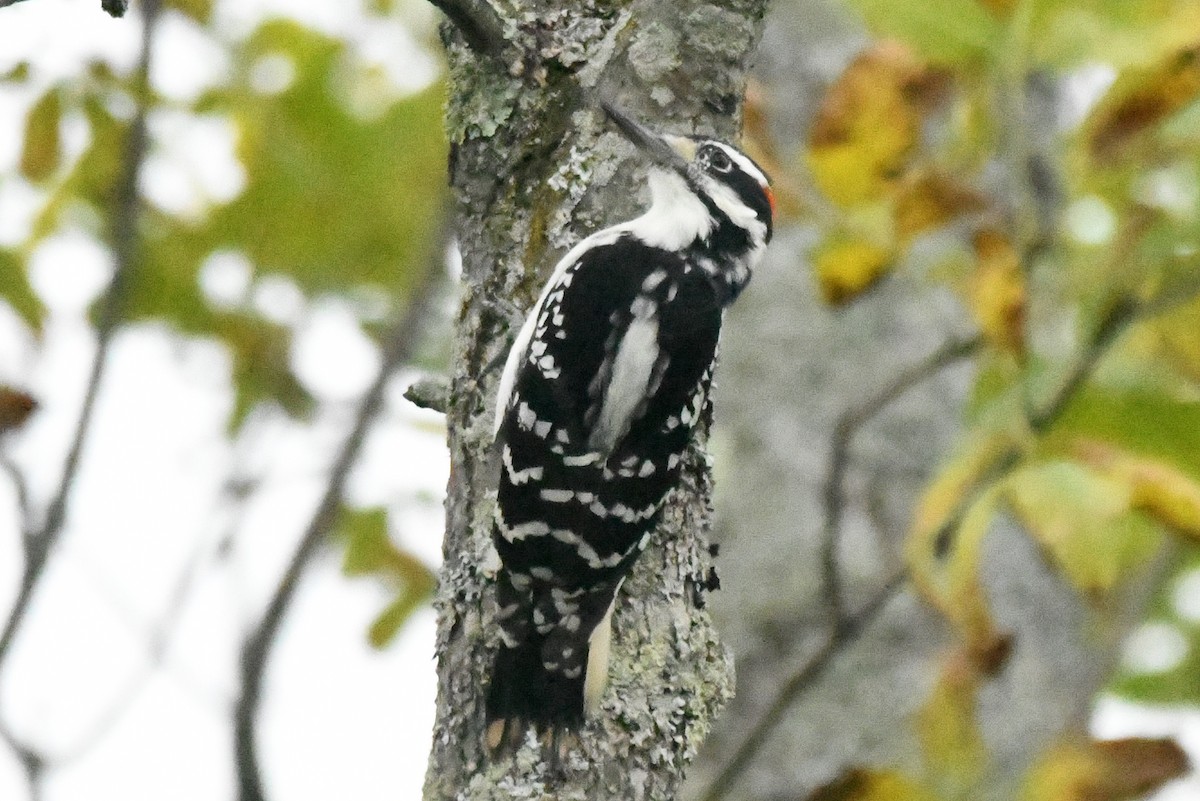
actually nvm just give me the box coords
[426,0,509,60]
[933,293,1141,556]
[0,454,31,529]
[233,233,448,801]
[821,336,980,626]
[704,286,1137,800]
[0,0,127,17]
[698,570,908,801]
[0,0,160,791]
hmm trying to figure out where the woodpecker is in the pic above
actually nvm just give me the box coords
[485,101,774,755]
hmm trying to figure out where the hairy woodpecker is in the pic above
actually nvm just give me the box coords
[485,101,774,754]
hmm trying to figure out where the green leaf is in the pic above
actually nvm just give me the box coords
[809,768,940,801]
[337,506,437,648]
[220,314,312,428]
[1,62,30,83]
[1049,385,1200,483]
[1006,460,1162,593]
[0,248,43,331]
[202,21,448,299]
[368,589,428,648]
[340,507,393,576]
[164,0,213,24]
[20,87,63,182]
[916,654,987,793]
[1030,2,1200,69]
[846,0,1002,64]
[31,93,128,244]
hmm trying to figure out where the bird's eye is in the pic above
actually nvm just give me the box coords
[704,146,733,173]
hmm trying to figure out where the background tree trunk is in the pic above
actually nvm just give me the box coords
[424,2,769,799]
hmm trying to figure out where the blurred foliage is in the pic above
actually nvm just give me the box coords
[1020,737,1189,801]
[0,386,38,434]
[338,506,437,648]
[0,1,445,646]
[743,0,1200,797]
[2,7,448,427]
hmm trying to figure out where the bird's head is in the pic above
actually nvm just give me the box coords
[601,100,774,255]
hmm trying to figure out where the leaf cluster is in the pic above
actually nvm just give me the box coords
[744,0,1200,797]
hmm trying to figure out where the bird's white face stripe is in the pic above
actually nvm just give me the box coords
[713,141,768,188]
[705,179,767,232]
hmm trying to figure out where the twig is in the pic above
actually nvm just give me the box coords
[0,454,31,527]
[0,0,127,13]
[706,295,1135,799]
[426,0,509,60]
[0,0,160,789]
[1026,296,1137,433]
[821,337,980,627]
[932,294,1140,556]
[233,235,449,801]
[698,570,908,801]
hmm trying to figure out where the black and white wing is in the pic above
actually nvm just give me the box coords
[485,232,724,739]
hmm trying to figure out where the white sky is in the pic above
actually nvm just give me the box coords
[1,1,1199,800]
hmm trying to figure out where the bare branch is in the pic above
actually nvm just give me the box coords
[426,0,509,60]
[703,287,1137,799]
[1026,296,1137,433]
[233,232,449,801]
[698,570,908,801]
[933,294,1140,556]
[0,0,160,784]
[821,336,980,626]
[0,0,126,19]
[0,454,31,528]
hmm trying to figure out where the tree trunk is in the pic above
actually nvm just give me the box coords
[424,2,769,799]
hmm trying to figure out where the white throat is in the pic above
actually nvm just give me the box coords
[621,169,713,251]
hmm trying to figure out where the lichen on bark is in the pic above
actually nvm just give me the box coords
[424,2,768,799]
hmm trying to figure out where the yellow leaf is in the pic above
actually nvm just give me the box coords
[1022,737,1188,801]
[1085,43,1200,165]
[813,238,893,305]
[907,434,1012,650]
[20,88,62,182]
[806,41,946,207]
[809,768,939,801]
[1005,461,1161,593]
[908,432,1011,550]
[893,169,987,244]
[916,650,987,791]
[1076,441,1200,541]
[977,0,1016,17]
[968,229,1026,354]
[1137,293,1200,385]
[943,482,1005,651]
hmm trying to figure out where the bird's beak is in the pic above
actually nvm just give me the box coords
[601,100,692,173]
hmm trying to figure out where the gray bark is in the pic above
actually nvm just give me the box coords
[424,2,769,799]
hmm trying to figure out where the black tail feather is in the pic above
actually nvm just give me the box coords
[485,634,589,756]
